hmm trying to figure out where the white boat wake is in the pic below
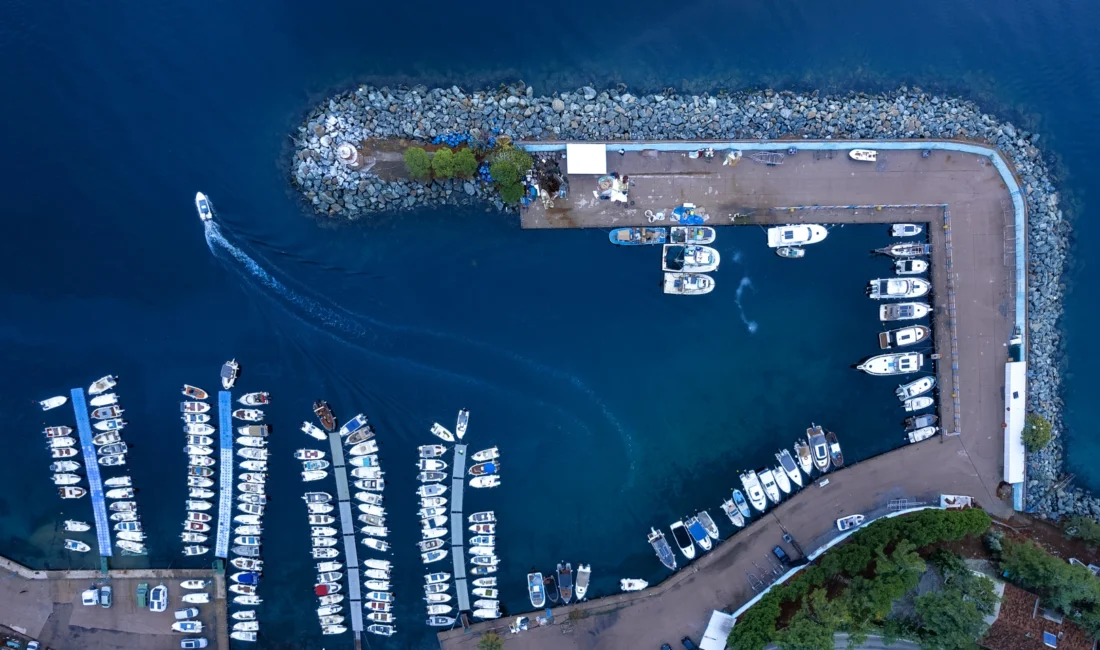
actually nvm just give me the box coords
[734,276,759,334]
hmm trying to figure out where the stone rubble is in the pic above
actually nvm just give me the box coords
[291,83,1080,517]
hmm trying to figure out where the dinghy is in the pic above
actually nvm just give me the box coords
[182,384,208,400]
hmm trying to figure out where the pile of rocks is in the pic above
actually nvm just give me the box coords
[291,83,1081,516]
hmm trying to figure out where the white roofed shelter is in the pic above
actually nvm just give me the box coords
[1004,361,1026,508]
[565,143,607,175]
[700,610,736,650]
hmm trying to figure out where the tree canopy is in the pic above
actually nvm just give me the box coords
[404,147,431,180]
[1022,413,1052,451]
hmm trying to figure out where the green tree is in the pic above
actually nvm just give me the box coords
[404,147,431,180]
[1065,516,1100,547]
[728,594,782,650]
[914,587,990,650]
[777,609,834,650]
[454,148,479,178]
[498,181,525,204]
[431,147,456,179]
[489,160,519,185]
[1022,413,1052,452]
[477,631,503,650]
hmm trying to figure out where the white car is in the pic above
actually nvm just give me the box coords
[174,607,199,620]
[149,584,168,612]
[81,588,99,606]
[180,639,208,649]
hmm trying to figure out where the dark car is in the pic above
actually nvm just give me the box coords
[773,545,791,565]
[681,638,698,650]
[661,645,673,650]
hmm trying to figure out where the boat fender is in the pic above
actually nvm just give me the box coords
[645,210,666,223]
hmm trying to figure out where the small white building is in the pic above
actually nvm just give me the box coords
[1004,361,1026,511]
[700,610,736,650]
[565,143,607,176]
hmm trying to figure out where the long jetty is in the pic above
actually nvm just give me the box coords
[69,388,112,559]
[451,444,469,613]
[326,428,364,636]
[215,390,233,558]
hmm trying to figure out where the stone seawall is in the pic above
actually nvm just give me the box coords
[290,83,1086,518]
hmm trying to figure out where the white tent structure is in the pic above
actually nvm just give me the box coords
[1004,361,1026,486]
[700,610,736,650]
[565,143,607,175]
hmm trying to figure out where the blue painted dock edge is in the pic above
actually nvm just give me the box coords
[215,391,233,558]
[70,388,112,557]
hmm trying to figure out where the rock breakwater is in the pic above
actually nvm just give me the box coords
[291,83,1083,517]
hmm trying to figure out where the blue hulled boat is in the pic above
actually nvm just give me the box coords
[732,490,751,518]
[686,517,712,552]
[609,227,667,246]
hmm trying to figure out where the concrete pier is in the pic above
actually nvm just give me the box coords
[451,444,469,613]
[70,388,112,558]
[326,429,364,635]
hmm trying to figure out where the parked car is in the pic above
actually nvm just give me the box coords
[100,585,112,608]
[661,645,673,650]
[149,584,167,612]
[772,545,791,565]
[174,607,199,620]
[136,582,149,608]
[180,639,208,649]
[681,638,698,650]
[26,643,39,650]
[81,588,99,606]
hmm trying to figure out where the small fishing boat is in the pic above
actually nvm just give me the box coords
[896,376,936,400]
[429,422,455,442]
[470,475,500,488]
[904,396,935,412]
[362,537,390,552]
[908,426,938,443]
[686,517,712,552]
[182,384,208,400]
[528,572,546,607]
[767,224,828,248]
[181,401,210,413]
[721,499,745,527]
[313,400,336,431]
[347,440,378,456]
[59,486,86,499]
[188,512,212,523]
[609,226,667,245]
[89,393,117,407]
[849,148,877,162]
[421,549,448,564]
[187,476,212,487]
[836,514,866,531]
[91,405,123,420]
[88,375,118,395]
[52,473,81,486]
[51,460,80,472]
[772,465,792,494]
[40,395,68,410]
[575,564,591,600]
[776,449,804,488]
[732,489,751,518]
[670,225,716,245]
[233,409,263,422]
[663,272,715,295]
[557,562,573,603]
[697,510,720,540]
[238,392,270,406]
[776,246,806,259]
[826,431,844,467]
[345,428,374,445]
[880,302,931,321]
[418,471,447,482]
[740,471,767,512]
[419,444,446,458]
[620,578,648,592]
[867,278,930,300]
[896,259,929,275]
[229,584,257,595]
[184,423,215,435]
[188,466,214,477]
[64,539,90,552]
[468,461,498,476]
[807,425,831,472]
[891,223,922,237]
[44,425,73,437]
[239,425,269,437]
[93,418,126,432]
[338,413,368,436]
[97,442,128,456]
[52,448,78,459]
[669,520,695,560]
[662,244,721,272]
[417,484,447,498]
[878,325,931,349]
[469,523,495,534]
[220,359,240,389]
[857,352,923,376]
[455,408,469,439]
[471,446,499,462]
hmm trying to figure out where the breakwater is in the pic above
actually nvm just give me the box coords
[290,84,1082,518]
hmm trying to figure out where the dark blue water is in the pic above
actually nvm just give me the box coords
[3,0,1099,647]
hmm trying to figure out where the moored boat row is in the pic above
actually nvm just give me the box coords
[227,360,264,642]
[92,377,145,555]
[180,382,213,558]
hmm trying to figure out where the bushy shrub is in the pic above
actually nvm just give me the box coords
[454,149,478,178]
[404,147,431,180]
[431,148,455,179]
[477,631,503,650]
[1065,516,1100,548]
[1022,413,1052,452]
[498,180,525,204]
[489,160,519,185]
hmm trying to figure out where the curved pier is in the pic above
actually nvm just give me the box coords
[70,388,112,558]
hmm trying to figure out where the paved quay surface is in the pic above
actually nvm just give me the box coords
[441,144,1020,649]
[0,555,224,650]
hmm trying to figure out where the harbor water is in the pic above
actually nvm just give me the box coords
[3,0,1100,647]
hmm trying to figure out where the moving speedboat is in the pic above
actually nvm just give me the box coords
[776,449,804,488]
[88,375,118,395]
[807,425,831,472]
[455,408,469,439]
[880,302,930,321]
[220,359,239,389]
[621,578,648,591]
[419,444,446,458]
[609,226,667,245]
[867,278,930,300]
[686,517,712,552]
[429,422,455,442]
[40,395,67,411]
[238,392,270,406]
[195,192,213,221]
[857,352,924,375]
[896,259,929,275]
[891,223,922,237]
[766,224,828,248]
[721,499,745,528]
[896,376,935,400]
[849,148,877,162]
[662,244,721,272]
[908,426,938,443]
[904,396,935,412]
[879,325,931,349]
[663,272,715,295]
[669,520,695,560]
[826,431,844,467]
[740,471,767,512]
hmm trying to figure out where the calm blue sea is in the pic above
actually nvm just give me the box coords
[2,0,1098,647]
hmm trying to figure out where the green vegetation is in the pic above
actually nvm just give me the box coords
[431,148,456,179]
[454,148,478,178]
[477,631,503,650]
[998,539,1100,637]
[900,549,997,650]
[1064,515,1100,548]
[1022,413,1052,452]
[728,508,992,650]
[488,145,533,204]
[404,147,432,180]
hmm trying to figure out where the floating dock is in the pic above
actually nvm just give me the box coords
[215,391,233,558]
[70,388,112,557]
[326,429,364,635]
[450,444,469,613]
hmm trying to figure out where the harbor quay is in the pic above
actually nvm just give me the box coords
[439,141,1023,648]
[0,554,225,650]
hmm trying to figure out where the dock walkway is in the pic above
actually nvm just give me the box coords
[327,429,364,635]
[215,391,233,558]
[451,445,469,612]
[70,388,112,557]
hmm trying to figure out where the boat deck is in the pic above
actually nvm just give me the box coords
[215,391,233,558]
[326,428,364,635]
[451,444,470,613]
[70,388,112,557]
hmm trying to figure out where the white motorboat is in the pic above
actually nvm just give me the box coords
[117,540,147,554]
[88,375,118,395]
[366,624,395,636]
[470,475,500,488]
[772,465,792,494]
[195,191,213,221]
[455,408,469,439]
[430,422,455,442]
[721,499,745,528]
[904,396,935,411]
[118,531,146,542]
[64,519,90,532]
[64,539,90,552]
[183,522,210,533]
[89,393,117,407]
[355,491,383,506]
[420,497,446,509]
[867,278,930,300]
[312,548,339,559]
[422,515,447,528]
[182,384,208,400]
[896,259,929,275]
[184,423,215,435]
[232,595,262,606]
[766,224,828,248]
[836,514,866,531]
[93,418,126,432]
[49,437,76,449]
[739,471,767,512]
[110,501,137,512]
[662,244,721,272]
[423,571,448,584]
[880,302,931,321]
[115,521,142,532]
[229,583,258,595]
[421,549,448,564]
[181,592,210,604]
[220,359,239,389]
[239,460,266,472]
[350,455,379,468]
[776,449,803,488]
[235,525,262,536]
[180,533,207,543]
[186,500,212,511]
[52,473,81,486]
[295,449,325,460]
[185,434,213,446]
[188,512,212,522]
[97,442,127,456]
[189,487,214,499]
[308,503,334,514]
[896,376,935,400]
[360,504,387,518]
[309,514,336,525]
[908,426,938,443]
[466,545,493,556]
[758,469,781,504]
[427,604,454,615]
[338,413,368,436]
[312,526,338,537]
[473,587,499,600]
[849,148,877,162]
[857,352,924,375]
[419,444,446,458]
[620,578,648,592]
[347,440,378,456]
[300,421,327,441]
[238,392,270,406]
[233,409,263,422]
[663,272,715,295]
[187,476,213,488]
[40,396,67,410]
[470,446,498,462]
[181,401,210,413]
[807,425,831,472]
[468,511,495,523]
[52,448,78,459]
[180,579,210,590]
[239,424,269,437]
[352,467,383,479]
[776,246,806,259]
[44,426,73,437]
[419,458,447,471]
[237,448,268,460]
[302,470,328,482]
[359,479,385,492]
[231,610,256,621]
[184,445,213,456]
[59,486,87,499]
[422,527,447,539]
[417,484,447,498]
[472,608,500,620]
[362,538,390,552]
[891,223,922,237]
[878,325,931,349]
[669,520,695,560]
[51,460,80,472]
[91,405,123,419]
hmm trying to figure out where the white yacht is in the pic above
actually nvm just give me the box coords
[891,223,921,236]
[739,471,767,512]
[867,278,930,300]
[908,426,938,443]
[662,244,721,272]
[856,352,924,375]
[758,469,781,504]
[766,224,828,248]
[663,272,715,295]
[896,376,935,400]
[896,259,929,275]
[195,192,213,221]
[880,302,930,321]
